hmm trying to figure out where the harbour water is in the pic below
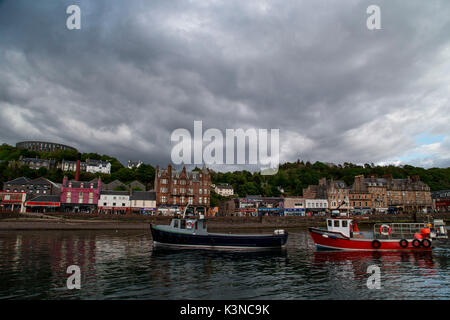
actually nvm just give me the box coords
[0,228,448,299]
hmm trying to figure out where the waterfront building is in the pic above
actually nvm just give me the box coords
[0,191,27,212]
[322,179,350,211]
[214,183,234,197]
[3,177,60,199]
[3,177,30,193]
[383,175,432,213]
[283,197,306,216]
[25,195,61,213]
[154,165,210,216]
[349,175,373,214]
[130,191,157,215]
[432,190,450,212]
[303,174,432,214]
[60,176,101,213]
[98,191,130,215]
[26,177,60,198]
[304,198,328,214]
[16,141,77,153]
[229,196,284,216]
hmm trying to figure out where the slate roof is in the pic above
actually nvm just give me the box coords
[130,191,156,201]
[5,177,30,185]
[27,195,61,203]
[100,191,130,196]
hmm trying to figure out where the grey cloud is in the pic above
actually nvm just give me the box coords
[0,0,449,169]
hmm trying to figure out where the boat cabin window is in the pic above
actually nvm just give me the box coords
[203,221,207,229]
[174,220,179,228]
[180,219,186,229]
[334,220,340,227]
[342,220,348,228]
[328,220,332,227]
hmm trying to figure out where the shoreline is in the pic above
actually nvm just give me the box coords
[0,212,449,231]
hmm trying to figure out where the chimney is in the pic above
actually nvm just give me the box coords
[75,153,81,181]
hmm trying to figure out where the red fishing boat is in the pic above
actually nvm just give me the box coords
[309,218,433,251]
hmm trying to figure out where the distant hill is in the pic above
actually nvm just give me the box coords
[210,160,450,197]
[0,143,155,188]
[2,143,449,197]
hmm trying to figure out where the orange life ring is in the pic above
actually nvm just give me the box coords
[380,224,391,236]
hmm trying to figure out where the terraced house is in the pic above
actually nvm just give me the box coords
[60,176,101,213]
[154,165,210,216]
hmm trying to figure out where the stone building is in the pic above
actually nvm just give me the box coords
[3,177,60,199]
[154,165,211,216]
[283,197,306,216]
[16,141,77,153]
[432,190,450,212]
[16,157,56,170]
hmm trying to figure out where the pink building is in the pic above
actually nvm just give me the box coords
[60,177,101,213]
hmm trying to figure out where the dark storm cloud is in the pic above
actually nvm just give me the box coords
[0,0,449,168]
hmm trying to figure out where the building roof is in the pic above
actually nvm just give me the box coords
[27,195,60,203]
[86,159,110,166]
[5,177,30,185]
[27,177,61,189]
[216,184,233,189]
[130,191,156,201]
[100,191,130,196]
[63,179,99,188]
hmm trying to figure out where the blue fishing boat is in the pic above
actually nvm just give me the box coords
[150,214,288,250]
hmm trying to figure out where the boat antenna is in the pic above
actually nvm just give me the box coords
[183,205,189,219]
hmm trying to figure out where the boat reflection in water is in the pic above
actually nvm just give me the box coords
[313,249,434,267]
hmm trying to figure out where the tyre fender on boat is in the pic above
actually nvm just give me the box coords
[421,239,432,248]
[371,240,381,249]
[412,239,421,248]
[399,239,408,248]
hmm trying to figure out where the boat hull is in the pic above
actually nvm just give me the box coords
[309,227,432,251]
[150,224,288,250]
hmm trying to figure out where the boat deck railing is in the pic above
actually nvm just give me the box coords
[373,223,426,240]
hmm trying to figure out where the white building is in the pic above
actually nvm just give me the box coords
[305,199,328,210]
[98,191,130,214]
[86,160,111,174]
[214,184,234,197]
[130,191,156,215]
[128,160,143,169]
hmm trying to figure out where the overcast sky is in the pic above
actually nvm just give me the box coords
[1,0,449,170]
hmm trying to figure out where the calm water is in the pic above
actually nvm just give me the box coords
[0,228,448,300]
